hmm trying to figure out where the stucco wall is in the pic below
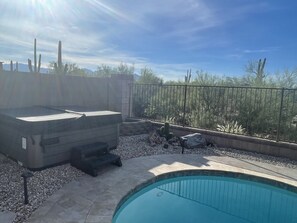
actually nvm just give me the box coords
[0,71,133,118]
[0,71,109,109]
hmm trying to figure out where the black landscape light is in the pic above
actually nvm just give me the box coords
[21,171,34,205]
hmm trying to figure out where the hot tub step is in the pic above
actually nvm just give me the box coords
[70,142,122,177]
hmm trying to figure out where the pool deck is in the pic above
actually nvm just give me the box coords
[27,154,297,223]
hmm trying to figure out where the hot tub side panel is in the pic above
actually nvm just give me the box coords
[0,123,120,170]
[28,123,119,170]
[0,124,29,166]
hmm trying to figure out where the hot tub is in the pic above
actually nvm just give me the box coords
[0,106,122,170]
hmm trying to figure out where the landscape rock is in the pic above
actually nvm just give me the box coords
[181,133,207,149]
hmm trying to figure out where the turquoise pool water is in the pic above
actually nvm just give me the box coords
[113,175,297,223]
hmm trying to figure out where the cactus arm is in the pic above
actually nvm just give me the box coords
[63,63,68,75]
[261,58,266,75]
[28,59,33,73]
[257,59,261,76]
[54,62,58,72]
[34,38,37,73]
[37,54,41,73]
[58,41,62,68]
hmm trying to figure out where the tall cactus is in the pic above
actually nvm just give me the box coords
[28,38,41,73]
[256,58,266,81]
[185,69,191,83]
[10,60,13,71]
[54,41,68,75]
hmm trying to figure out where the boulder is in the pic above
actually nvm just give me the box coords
[181,133,206,149]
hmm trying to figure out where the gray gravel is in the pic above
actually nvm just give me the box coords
[1,134,296,223]
[113,134,297,169]
[0,155,84,223]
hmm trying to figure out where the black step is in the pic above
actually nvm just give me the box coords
[86,153,122,167]
[70,142,122,177]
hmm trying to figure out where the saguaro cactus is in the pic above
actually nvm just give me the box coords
[28,38,41,73]
[54,41,68,75]
[256,58,266,81]
[185,69,191,83]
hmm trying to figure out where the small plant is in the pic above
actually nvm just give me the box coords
[158,122,174,140]
[217,121,245,134]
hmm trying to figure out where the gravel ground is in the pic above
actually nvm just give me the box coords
[113,134,297,169]
[0,156,84,223]
[1,134,296,223]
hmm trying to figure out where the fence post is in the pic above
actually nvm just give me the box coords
[128,83,133,118]
[276,88,285,142]
[107,80,110,110]
[183,84,188,127]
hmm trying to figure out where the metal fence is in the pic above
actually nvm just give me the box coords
[131,84,297,143]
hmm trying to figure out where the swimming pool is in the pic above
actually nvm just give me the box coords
[113,171,297,223]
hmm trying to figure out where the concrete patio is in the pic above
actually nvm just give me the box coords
[26,154,297,223]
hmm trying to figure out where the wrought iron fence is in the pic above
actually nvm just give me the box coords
[131,84,297,143]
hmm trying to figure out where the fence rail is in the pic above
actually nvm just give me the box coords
[131,84,297,143]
